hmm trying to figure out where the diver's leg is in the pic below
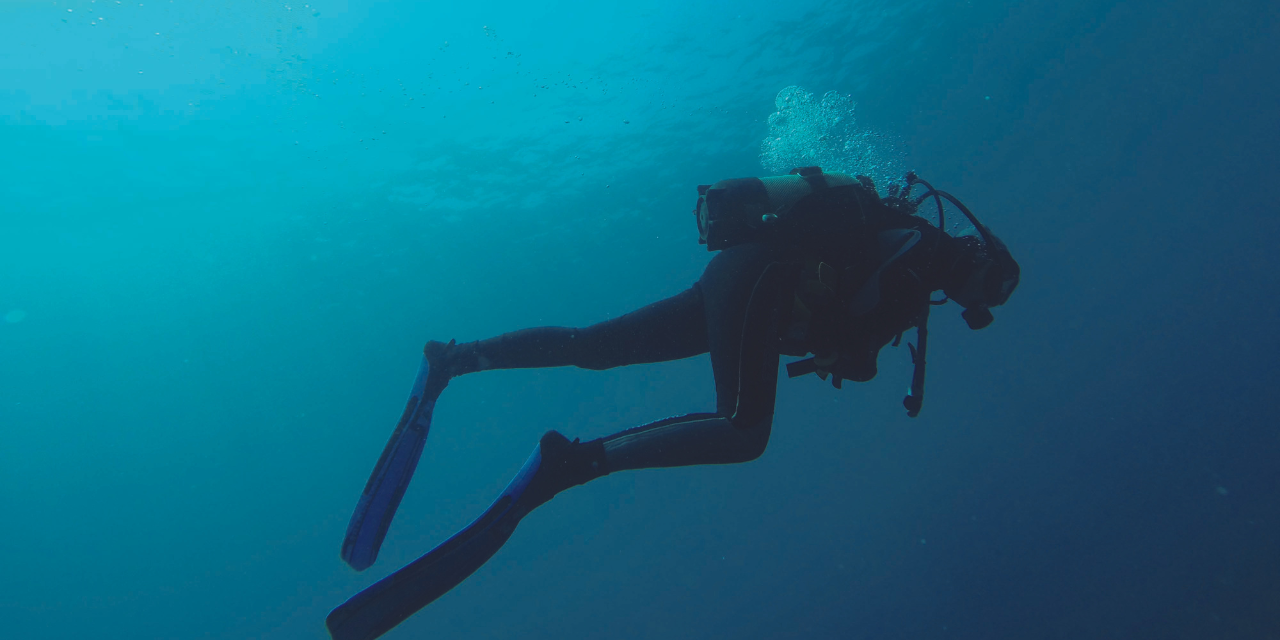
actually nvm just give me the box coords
[600,251,794,472]
[428,285,708,379]
[490,247,792,494]
[327,254,794,635]
[429,245,791,501]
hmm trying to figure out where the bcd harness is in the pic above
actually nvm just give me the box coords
[694,166,969,417]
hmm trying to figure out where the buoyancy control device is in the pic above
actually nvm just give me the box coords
[692,166,1019,417]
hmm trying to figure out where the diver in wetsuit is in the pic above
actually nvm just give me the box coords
[327,168,1020,640]
[424,169,1018,491]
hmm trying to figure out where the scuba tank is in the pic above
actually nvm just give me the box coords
[694,166,860,250]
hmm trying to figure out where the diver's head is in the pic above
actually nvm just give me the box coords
[944,234,1020,329]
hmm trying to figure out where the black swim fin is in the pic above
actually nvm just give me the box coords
[327,432,602,640]
[341,354,446,571]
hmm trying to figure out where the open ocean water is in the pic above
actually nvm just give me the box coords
[2,0,1278,638]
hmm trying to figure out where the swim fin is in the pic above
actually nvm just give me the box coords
[341,354,445,572]
[327,432,604,640]
[327,444,544,640]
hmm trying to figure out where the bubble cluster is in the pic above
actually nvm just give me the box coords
[759,86,904,187]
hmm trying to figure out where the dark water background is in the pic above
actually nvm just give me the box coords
[2,0,1277,638]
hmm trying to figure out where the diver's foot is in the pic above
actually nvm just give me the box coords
[423,339,454,372]
[516,431,609,515]
[423,338,484,395]
[425,339,489,377]
[422,339,458,396]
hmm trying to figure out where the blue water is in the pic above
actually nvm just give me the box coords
[3,0,1278,638]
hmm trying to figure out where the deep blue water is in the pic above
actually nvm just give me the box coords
[2,0,1278,638]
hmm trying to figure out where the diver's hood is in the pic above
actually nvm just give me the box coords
[899,171,1019,331]
[945,230,1020,329]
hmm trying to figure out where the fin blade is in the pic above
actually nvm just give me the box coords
[341,356,439,571]
[328,448,543,640]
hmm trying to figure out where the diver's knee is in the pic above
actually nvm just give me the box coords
[735,441,767,463]
[727,416,772,463]
[745,429,772,461]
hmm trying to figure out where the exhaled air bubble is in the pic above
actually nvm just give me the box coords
[760,85,903,187]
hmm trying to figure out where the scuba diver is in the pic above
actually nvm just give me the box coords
[327,167,1020,640]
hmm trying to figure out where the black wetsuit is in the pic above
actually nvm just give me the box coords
[452,242,795,471]
[320,185,1012,640]
[444,197,964,476]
